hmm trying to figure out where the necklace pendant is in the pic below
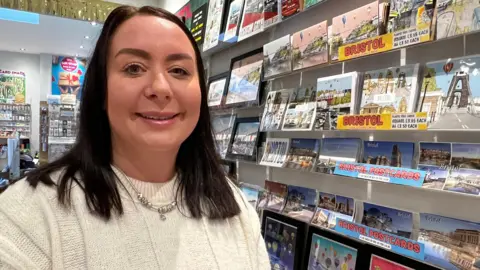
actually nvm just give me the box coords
[160,214,166,221]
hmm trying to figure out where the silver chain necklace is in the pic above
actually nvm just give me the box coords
[115,167,177,221]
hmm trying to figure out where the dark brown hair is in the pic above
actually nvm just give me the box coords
[25,6,240,220]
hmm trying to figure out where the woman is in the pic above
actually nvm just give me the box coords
[0,6,269,270]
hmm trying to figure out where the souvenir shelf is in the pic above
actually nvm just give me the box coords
[47,103,77,162]
[0,103,31,139]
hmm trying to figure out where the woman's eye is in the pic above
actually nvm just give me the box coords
[123,64,144,75]
[170,68,189,76]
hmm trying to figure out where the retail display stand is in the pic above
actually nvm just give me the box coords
[201,0,480,268]
[46,95,77,163]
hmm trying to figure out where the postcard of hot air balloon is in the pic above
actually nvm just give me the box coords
[421,55,480,130]
[436,0,480,40]
[360,64,420,115]
[418,213,480,270]
[387,0,435,34]
[330,1,380,61]
[369,255,413,270]
[307,234,358,270]
[361,202,413,239]
[292,21,328,70]
[263,35,292,78]
[264,217,298,270]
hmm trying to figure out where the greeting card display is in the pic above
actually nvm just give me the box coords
[421,55,480,129]
[223,0,245,41]
[211,114,236,159]
[387,0,435,34]
[330,1,380,61]
[307,234,358,270]
[203,0,226,51]
[281,0,302,19]
[260,89,291,131]
[264,217,298,270]
[292,21,328,70]
[314,138,362,174]
[363,141,415,168]
[263,35,292,78]
[311,192,355,230]
[315,72,358,130]
[207,73,229,107]
[238,0,264,41]
[265,180,288,212]
[282,86,317,131]
[260,138,290,167]
[283,185,317,223]
[226,49,264,107]
[362,203,413,239]
[436,0,480,39]
[369,255,413,270]
[240,184,260,208]
[285,139,320,171]
[226,117,260,161]
[419,213,480,270]
[264,0,281,28]
[360,64,420,114]
[304,0,325,10]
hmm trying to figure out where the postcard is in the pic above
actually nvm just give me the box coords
[436,0,480,39]
[370,255,413,270]
[207,77,227,107]
[223,0,245,41]
[315,73,358,130]
[421,55,480,130]
[238,0,264,41]
[363,141,415,168]
[362,203,413,239]
[263,35,292,78]
[226,51,263,105]
[418,165,448,190]
[304,0,325,10]
[292,21,328,70]
[240,185,259,208]
[335,195,355,218]
[307,234,358,270]
[264,0,281,28]
[314,138,361,174]
[443,168,480,195]
[311,208,354,230]
[281,0,302,19]
[419,142,452,167]
[265,180,288,212]
[282,86,317,131]
[231,120,260,156]
[264,217,297,270]
[203,0,225,51]
[317,192,336,211]
[387,0,434,34]
[257,189,269,209]
[283,186,317,223]
[360,64,420,114]
[260,138,291,167]
[211,114,236,159]
[260,89,292,131]
[451,143,480,170]
[419,213,480,270]
[330,1,379,61]
[284,139,320,171]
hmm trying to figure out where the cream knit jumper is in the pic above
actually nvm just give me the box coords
[0,168,270,270]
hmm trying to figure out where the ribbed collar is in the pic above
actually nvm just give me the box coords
[111,165,178,205]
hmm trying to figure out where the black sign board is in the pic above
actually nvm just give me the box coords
[191,3,208,45]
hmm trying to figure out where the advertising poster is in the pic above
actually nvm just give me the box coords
[419,213,480,270]
[370,255,413,270]
[52,56,87,101]
[282,86,317,131]
[223,0,245,41]
[265,180,288,212]
[283,185,317,223]
[264,217,297,270]
[226,51,263,105]
[263,35,292,78]
[362,203,414,239]
[421,55,480,130]
[212,114,236,158]
[285,139,320,171]
[238,0,264,41]
[0,69,26,103]
[260,89,291,131]
[292,21,329,70]
[191,3,208,44]
[363,141,415,168]
[307,234,358,270]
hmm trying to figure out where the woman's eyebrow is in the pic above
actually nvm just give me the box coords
[115,48,151,60]
[165,53,193,62]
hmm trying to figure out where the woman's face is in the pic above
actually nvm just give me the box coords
[107,15,201,152]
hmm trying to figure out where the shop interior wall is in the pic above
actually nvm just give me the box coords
[207,0,480,224]
[159,0,190,12]
[105,0,162,7]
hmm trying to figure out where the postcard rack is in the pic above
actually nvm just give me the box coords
[203,0,480,268]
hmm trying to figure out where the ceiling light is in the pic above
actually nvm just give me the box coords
[91,21,97,26]
[20,48,26,51]
[84,35,90,39]
[80,45,84,49]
